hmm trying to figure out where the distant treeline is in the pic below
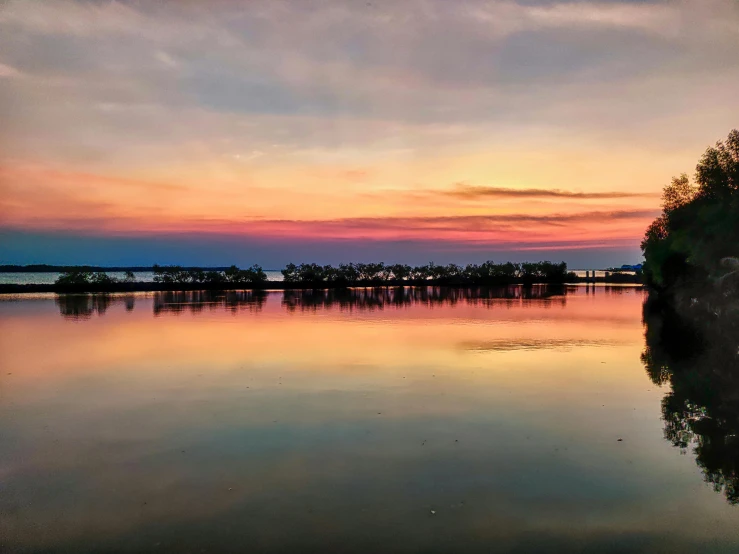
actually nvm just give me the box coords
[0,264,230,273]
[152,264,267,284]
[52,265,267,286]
[53,260,572,288]
[280,261,571,285]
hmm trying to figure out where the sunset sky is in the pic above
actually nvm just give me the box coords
[1,0,738,267]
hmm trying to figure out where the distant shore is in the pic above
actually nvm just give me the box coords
[0,274,641,294]
[0,260,643,293]
[0,265,234,273]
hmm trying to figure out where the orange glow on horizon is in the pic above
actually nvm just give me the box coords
[0,158,660,251]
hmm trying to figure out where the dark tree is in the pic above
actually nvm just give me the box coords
[642,130,739,290]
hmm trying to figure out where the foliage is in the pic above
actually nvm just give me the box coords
[152,264,190,284]
[54,261,570,289]
[55,270,118,286]
[90,272,117,285]
[280,260,569,285]
[152,264,268,286]
[55,270,94,286]
[642,129,739,290]
[224,264,268,284]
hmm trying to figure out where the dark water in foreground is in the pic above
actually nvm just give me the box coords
[1,286,737,553]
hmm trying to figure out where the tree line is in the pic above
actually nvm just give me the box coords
[55,261,571,287]
[280,261,570,285]
[54,265,267,286]
[151,264,267,285]
[56,269,137,286]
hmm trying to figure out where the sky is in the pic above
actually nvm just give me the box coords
[1,0,738,268]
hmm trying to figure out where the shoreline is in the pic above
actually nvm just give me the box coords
[0,275,642,295]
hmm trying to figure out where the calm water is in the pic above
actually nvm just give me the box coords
[1,285,737,553]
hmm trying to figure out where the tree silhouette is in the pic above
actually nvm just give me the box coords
[642,129,739,290]
[278,260,571,286]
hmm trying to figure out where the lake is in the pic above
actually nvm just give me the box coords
[1,285,737,553]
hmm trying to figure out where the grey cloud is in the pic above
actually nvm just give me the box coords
[447,184,659,199]
[0,0,737,163]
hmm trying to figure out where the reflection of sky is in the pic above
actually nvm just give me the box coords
[1,287,739,552]
[1,0,738,266]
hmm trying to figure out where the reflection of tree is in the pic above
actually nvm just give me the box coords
[642,294,739,503]
[55,294,136,320]
[152,290,267,315]
[281,285,570,312]
[57,287,572,318]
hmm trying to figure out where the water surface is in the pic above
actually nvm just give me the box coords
[1,286,737,553]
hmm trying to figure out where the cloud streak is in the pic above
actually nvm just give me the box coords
[446,184,659,200]
[0,209,658,250]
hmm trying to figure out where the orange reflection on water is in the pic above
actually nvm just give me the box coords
[1,287,644,384]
